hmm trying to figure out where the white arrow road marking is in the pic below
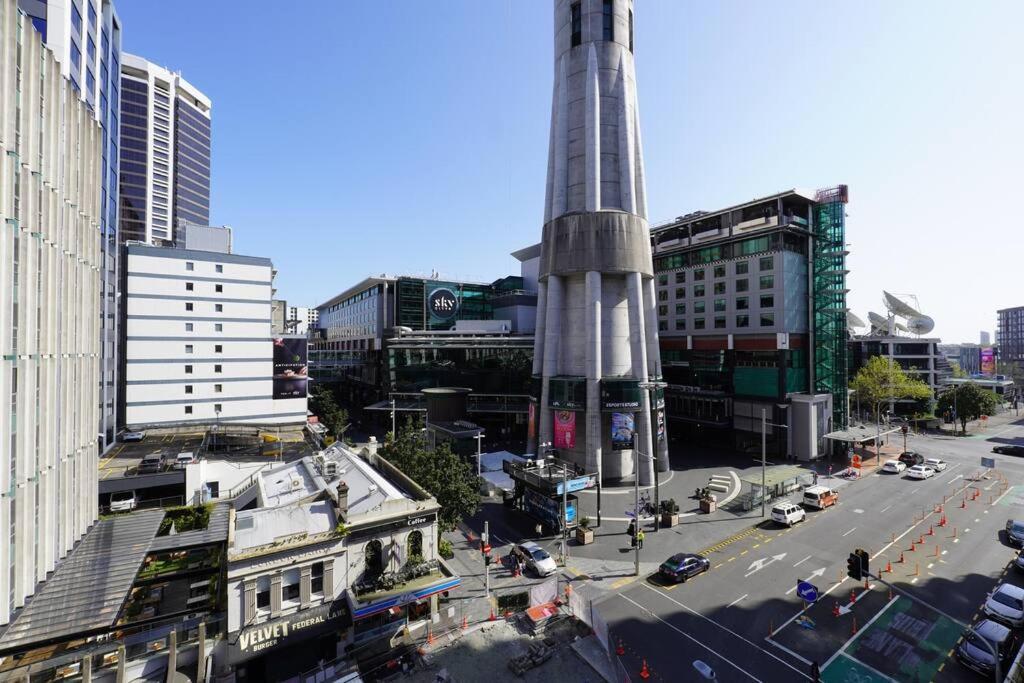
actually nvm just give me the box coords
[727,594,748,608]
[837,583,875,615]
[785,568,827,594]
[745,553,787,577]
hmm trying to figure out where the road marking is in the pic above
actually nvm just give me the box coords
[727,594,748,608]
[853,508,864,514]
[638,585,812,680]
[965,528,971,534]
[911,577,919,584]
[842,527,857,537]
[822,596,899,670]
[994,482,1014,506]
[793,555,812,567]
[935,462,962,481]
[745,553,787,577]
[765,637,814,666]
[617,594,765,681]
[879,504,893,513]
[785,569,826,595]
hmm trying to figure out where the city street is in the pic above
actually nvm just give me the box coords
[595,417,1024,682]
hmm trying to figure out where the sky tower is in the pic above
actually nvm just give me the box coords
[530,0,668,485]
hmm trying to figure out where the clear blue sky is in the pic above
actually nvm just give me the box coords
[117,1,1023,344]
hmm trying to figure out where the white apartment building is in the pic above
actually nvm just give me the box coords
[122,231,307,428]
[286,305,317,335]
[0,0,104,624]
[119,52,211,245]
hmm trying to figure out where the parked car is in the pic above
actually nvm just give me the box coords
[906,465,936,480]
[881,459,906,474]
[172,452,197,470]
[1005,520,1024,547]
[993,445,1024,457]
[121,430,146,443]
[923,458,947,472]
[658,553,710,584]
[898,451,925,466]
[136,453,164,475]
[956,619,1016,677]
[512,541,557,577]
[1014,549,1024,572]
[984,583,1024,628]
[771,502,806,527]
[802,486,839,510]
[109,491,137,512]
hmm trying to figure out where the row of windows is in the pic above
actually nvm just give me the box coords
[184,364,224,374]
[184,322,223,332]
[184,282,225,294]
[184,344,224,354]
[183,403,222,415]
[185,302,225,313]
[659,314,775,332]
[658,256,775,285]
[660,295,775,317]
[184,383,223,393]
[655,233,806,272]
[658,277,774,301]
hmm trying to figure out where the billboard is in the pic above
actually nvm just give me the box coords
[981,347,996,376]
[656,408,665,442]
[611,412,635,451]
[553,410,576,449]
[427,285,460,324]
[273,337,308,399]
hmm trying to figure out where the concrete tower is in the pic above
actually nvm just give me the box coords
[530,0,668,484]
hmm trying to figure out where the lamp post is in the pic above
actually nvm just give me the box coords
[473,431,485,478]
[639,380,668,531]
[760,408,791,517]
[390,397,396,442]
[633,433,640,576]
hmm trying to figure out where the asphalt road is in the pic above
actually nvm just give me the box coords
[597,418,1024,682]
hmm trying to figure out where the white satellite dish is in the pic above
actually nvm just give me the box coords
[906,315,935,335]
[883,291,924,318]
[847,311,867,330]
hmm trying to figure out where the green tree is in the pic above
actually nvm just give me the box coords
[936,383,1000,434]
[949,361,967,378]
[380,419,479,533]
[309,384,349,440]
[850,356,933,419]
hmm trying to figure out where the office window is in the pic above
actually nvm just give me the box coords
[714,282,726,295]
[760,256,774,271]
[214,384,223,393]
[71,3,82,33]
[657,274,668,286]
[736,279,749,292]
[256,583,270,609]
[658,320,667,331]
[675,288,685,299]
[760,295,774,308]
[185,344,194,354]
[215,264,223,273]
[215,323,223,332]
[215,284,223,293]
[694,269,705,281]
[186,262,194,271]
[311,562,325,593]
[214,403,223,413]
[602,0,613,41]
[694,318,706,330]
[694,285,705,298]
[714,266,726,279]
[675,304,686,315]
[737,297,749,311]
[185,365,193,374]
[185,323,194,331]
[184,406,193,414]
[185,385,193,394]
[282,581,299,603]
[570,2,582,46]
[215,304,223,312]
[675,319,686,330]
[760,275,774,290]
[215,345,223,353]
[694,301,706,314]
[737,315,750,328]
[675,271,686,283]
[736,261,749,275]
[657,290,667,301]
[658,305,668,317]
[214,364,223,373]
[761,313,775,327]
[185,302,194,312]
[186,282,194,291]
[714,316,726,329]
[714,299,727,312]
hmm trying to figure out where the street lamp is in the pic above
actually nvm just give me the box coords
[390,396,396,442]
[760,408,790,518]
[638,380,668,532]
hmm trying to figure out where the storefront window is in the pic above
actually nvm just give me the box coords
[365,540,384,580]
[407,530,423,563]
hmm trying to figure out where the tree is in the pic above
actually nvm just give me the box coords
[850,356,933,419]
[309,384,349,440]
[936,383,1000,434]
[380,419,479,533]
[949,361,967,378]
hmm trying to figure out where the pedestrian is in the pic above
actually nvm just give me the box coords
[636,529,645,549]
[534,522,543,538]
[813,471,819,485]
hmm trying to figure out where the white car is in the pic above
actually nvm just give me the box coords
[121,430,146,442]
[985,583,1024,628]
[881,459,906,474]
[172,452,197,470]
[923,458,947,472]
[906,465,936,480]
[513,541,558,577]
[110,491,137,512]
[771,502,806,527]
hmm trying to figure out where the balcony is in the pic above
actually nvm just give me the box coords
[347,559,461,622]
[734,215,779,234]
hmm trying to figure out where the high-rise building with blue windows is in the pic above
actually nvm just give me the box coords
[17,0,123,451]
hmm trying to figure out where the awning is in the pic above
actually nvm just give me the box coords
[0,510,165,655]
[823,424,901,443]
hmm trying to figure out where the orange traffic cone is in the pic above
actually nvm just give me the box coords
[833,602,841,618]
[489,607,496,621]
[427,625,435,645]
[461,615,468,630]
[639,659,651,680]
[899,551,905,564]
[849,590,856,605]
[927,525,933,536]
[885,560,892,573]
[616,639,625,656]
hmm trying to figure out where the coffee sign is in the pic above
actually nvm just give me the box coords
[428,287,460,321]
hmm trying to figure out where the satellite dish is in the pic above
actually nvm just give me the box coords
[895,321,909,333]
[907,315,935,335]
[847,311,867,330]
[883,291,924,318]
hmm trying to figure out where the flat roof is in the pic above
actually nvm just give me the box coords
[258,458,325,507]
[234,500,336,552]
[324,444,407,516]
[823,424,901,443]
[0,510,166,655]
[650,188,818,233]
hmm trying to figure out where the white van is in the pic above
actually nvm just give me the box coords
[802,485,838,510]
[771,502,806,526]
[110,491,137,512]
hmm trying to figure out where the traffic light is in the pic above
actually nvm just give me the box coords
[847,552,862,580]
[855,549,870,578]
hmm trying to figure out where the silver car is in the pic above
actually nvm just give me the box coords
[985,583,1024,628]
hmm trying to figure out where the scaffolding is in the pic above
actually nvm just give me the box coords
[813,185,850,430]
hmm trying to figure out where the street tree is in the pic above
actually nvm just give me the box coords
[380,419,479,534]
[309,384,349,440]
[936,383,1000,434]
[850,356,933,419]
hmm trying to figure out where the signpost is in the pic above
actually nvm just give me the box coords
[981,457,996,469]
[797,581,819,604]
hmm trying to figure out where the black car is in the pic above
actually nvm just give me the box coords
[993,445,1024,457]
[898,451,924,466]
[1015,550,1024,572]
[956,619,1016,677]
[1006,521,1024,547]
[658,553,710,584]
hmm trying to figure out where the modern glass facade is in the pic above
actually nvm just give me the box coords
[173,97,211,228]
[119,77,148,242]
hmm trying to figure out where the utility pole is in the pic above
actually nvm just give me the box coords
[561,461,569,566]
[390,397,396,442]
[474,431,485,478]
[633,434,641,576]
[761,409,767,518]
[483,521,490,598]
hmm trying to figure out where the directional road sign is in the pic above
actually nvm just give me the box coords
[982,457,996,469]
[796,580,819,603]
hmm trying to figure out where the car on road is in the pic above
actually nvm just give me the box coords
[1005,520,1024,547]
[512,541,557,577]
[109,491,137,512]
[1014,550,1024,573]
[136,453,164,475]
[121,430,146,442]
[956,619,1016,677]
[658,553,710,584]
[993,445,1024,457]
[802,485,839,510]
[172,452,197,470]
[906,465,936,480]
[898,451,925,466]
[771,502,806,527]
[984,583,1024,628]
[923,458,947,472]
[881,459,906,474]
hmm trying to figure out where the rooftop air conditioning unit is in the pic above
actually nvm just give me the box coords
[323,461,338,478]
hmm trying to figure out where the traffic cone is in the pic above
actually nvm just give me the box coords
[885,560,892,573]
[833,602,841,618]
[961,497,967,509]
[461,615,468,630]
[899,552,905,564]
[849,590,856,605]
[616,639,625,656]
[918,534,924,545]
[489,607,496,621]
[927,525,934,536]
[639,659,651,680]
[909,541,915,552]
[851,615,858,635]
[427,625,435,645]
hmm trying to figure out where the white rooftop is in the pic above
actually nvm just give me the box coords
[321,443,407,517]
[234,500,335,552]
[258,458,324,507]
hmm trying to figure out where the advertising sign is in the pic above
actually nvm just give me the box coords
[228,600,350,664]
[522,488,578,530]
[427,286,460,323]
[600,380,642,411]
[611,412,635,451]
[556,475,597,495]
[272,337,308,399]
[656,408,666,442]
[527,402,536,441]
[981,347,996,376]
[553,410,576,449]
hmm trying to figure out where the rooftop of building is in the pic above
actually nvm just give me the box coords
[233,499,336,554]
[650,188,822,233]
[121,52,212,111]
[316,274,522,313]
